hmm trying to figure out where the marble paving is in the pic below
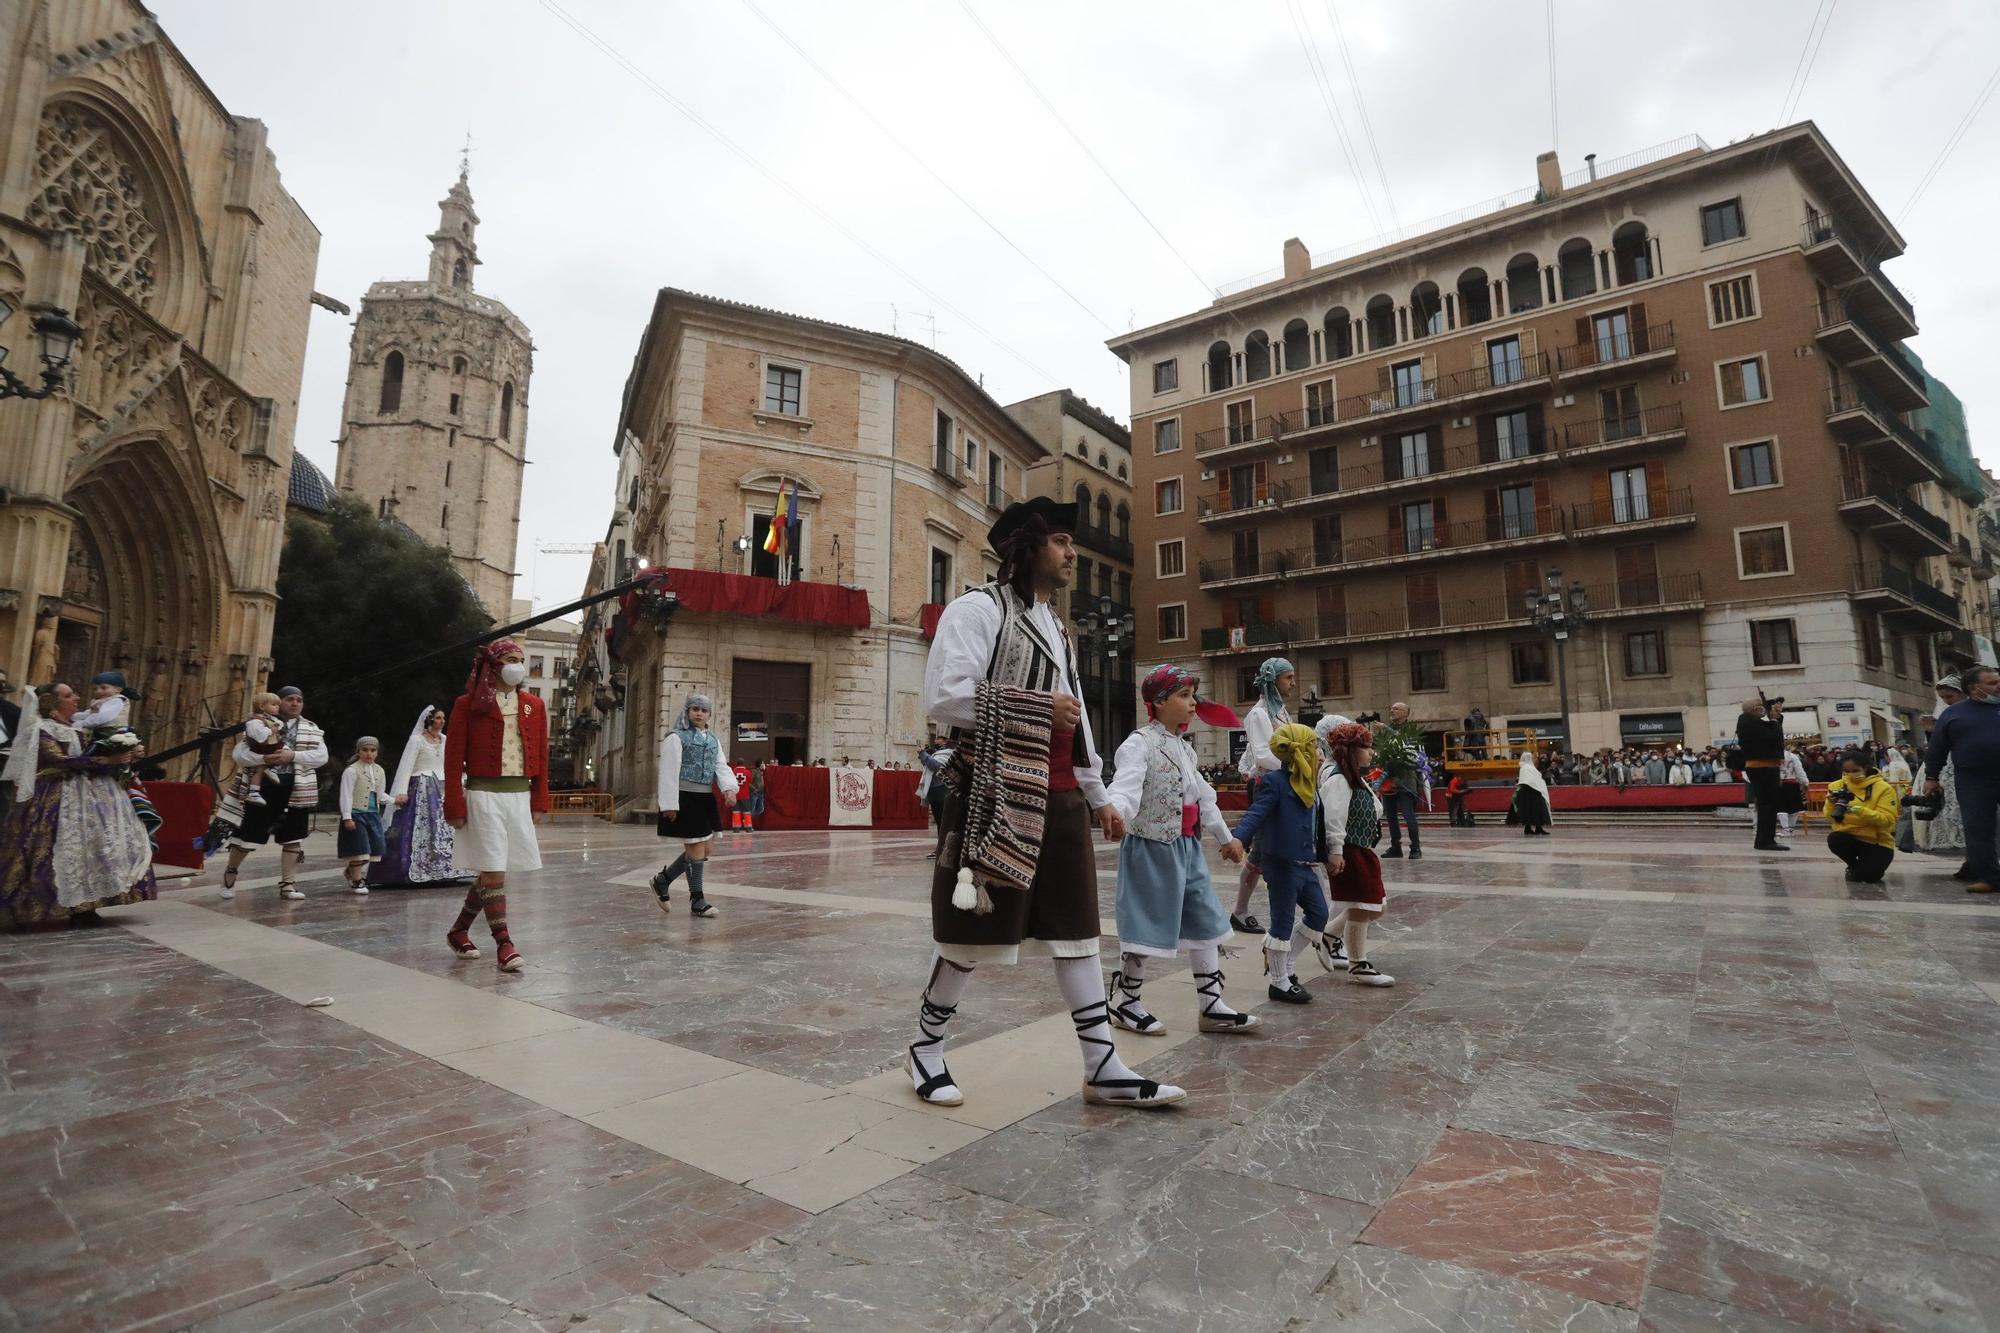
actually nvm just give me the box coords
[3,816,2000,1331]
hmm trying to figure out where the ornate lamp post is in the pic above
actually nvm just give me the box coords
[1525,568,1590,753]
[1074,594,1134,764]
[0,302,83,402]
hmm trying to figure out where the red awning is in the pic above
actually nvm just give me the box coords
[920,602,945,640]
[663,567,869,630]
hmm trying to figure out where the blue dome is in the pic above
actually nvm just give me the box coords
[287,453,335,513]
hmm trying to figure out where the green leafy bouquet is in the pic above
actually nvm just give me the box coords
[1371,722,1434,804]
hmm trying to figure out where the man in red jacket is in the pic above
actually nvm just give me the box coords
[442,639,549,972]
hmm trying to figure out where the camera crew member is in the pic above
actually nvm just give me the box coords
[1923,663,2000,894]
[1736,693,1787,851]
[1824,753,1898,884]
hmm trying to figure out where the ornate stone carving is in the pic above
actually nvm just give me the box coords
[27,105,164,311]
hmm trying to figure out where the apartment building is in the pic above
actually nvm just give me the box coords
[1012,389,1139,742]
[593,289,1046,803]
[1113,123,1955,759]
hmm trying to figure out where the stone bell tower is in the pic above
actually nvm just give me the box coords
[333,166,532,618]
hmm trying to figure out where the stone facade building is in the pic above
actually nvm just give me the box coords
[0,1,321,755]
[588,289,1046,803]
[1013,389,1139,743]
[1114,123,1959,758]
[333,170,531,619]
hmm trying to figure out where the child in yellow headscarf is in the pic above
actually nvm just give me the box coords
[1230,722,1334,1003]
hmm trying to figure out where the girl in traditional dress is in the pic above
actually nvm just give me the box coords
[371,705,460,887]
[336,737,388,895]
[1317,718,1394,986]
[1102,665,1258,1036]
[651,692,738,918]
[0,683,156,928]
[1512,751,1553,836]
[1231,721,1336,1003]
[1227,656,1294,934]
[1917,676,1970,874]
[1776,745,1809,838]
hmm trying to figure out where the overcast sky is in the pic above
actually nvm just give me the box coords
[156,0,1999,609]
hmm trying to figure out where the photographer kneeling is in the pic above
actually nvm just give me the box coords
[1824,752,1900,885]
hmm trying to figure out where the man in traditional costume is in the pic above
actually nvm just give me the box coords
[909,497,1185,1110]
[219,686,328,900]
[443,640,549,971]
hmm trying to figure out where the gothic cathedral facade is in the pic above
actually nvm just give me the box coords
[334,170,531,619]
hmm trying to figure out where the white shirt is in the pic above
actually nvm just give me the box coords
[72,694,128,730]
[657,729,739,812]
[338,762,387,814]
[1882,752,1913,784]
[1318,767,1383,854]
[231,715,328,774]
[923,589,1109,808]
[1237,701,1284,777]
[1106,727,1231,844]
[1780,751,1808,786]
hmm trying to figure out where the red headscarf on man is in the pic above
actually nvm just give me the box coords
[464,638,523,716]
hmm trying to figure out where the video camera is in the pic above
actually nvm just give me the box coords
[1354,711,1383,725]
[1905,789,1945,821]
[1757,689,1785,720]
[1828,789,1855,822]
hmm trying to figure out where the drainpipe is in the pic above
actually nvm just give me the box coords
[883,372,898,765]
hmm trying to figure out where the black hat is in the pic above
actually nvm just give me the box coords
[987,497,1080,553]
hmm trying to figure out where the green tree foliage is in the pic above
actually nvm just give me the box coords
[269,498,492,798]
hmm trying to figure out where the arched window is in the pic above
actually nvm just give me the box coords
[499,381,515,438]
[452,258,468,289]
[1115,501,1130,537]
[1612,221,1652,285]
[1075,482,1091,512]
[1074,441,1087,457]
[1207,340,1233,391]
[1410,282,1443,337]
[1456,268,1492,325]
[1282,319,1310,370]
[1323,307,1353,360]
[1558,237,1596,300]
[1243,330,1272,382]
[1096,492,1111,532]
[452,355,468,375]
[1505,253,1542,313]
[378,350,403,414]
[1097,451,1108,470]
[1364,295,1397,351]
[1116,462,1127,481]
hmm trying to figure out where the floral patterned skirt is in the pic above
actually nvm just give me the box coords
[0,772,156,928]
[368,774,461,887]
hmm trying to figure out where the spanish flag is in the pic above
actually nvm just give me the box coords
[763,480,789,557]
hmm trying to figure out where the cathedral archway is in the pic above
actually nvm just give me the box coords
[63,434,228,743]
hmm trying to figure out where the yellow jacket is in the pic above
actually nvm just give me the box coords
[1823,773,1899,848]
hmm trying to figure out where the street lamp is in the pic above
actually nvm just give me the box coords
[0,303,83,402]
[1525,569,1589,753]
[1074,594,1135,764]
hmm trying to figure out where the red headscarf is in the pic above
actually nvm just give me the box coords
[464,638,523,716]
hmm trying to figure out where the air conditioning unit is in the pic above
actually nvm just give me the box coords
[1452,416,1470,428]
[1277,453,1293,464]
[1200,469,1215,481]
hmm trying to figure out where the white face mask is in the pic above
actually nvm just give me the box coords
[499,662,528,688]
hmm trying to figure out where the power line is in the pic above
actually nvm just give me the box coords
[534,0,1061,384]
[1544,0,1559,151]
[1322,0,1397,228]
[1896,59,2000,227]
[1778,0,1835,125]
[733,0,1114,334]
[953,0,1214,299]
[1285,0,1381,237]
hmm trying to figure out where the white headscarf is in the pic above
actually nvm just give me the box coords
[2,685,43,801]
[390,704,441,797]
[1516,751,1551,817]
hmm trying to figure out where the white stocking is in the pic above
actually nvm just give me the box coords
[1053,955,1141,1088]
[1344,915,1372,964]
[1110,952,1154,1025]
[1188,943,1240,1019]
[911,951,973,1084]
[1265,935,1294,983]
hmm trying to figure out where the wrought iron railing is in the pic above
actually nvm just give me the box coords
[1840,471,1952,545]
[1554,321,1676,373]
[1827,384,1938,466]
[1802,217,1916,325]
[1567,486,1695,531]
[1814,297,1923,389]
[1562,401,1685,450]
[1853,562,1959,620]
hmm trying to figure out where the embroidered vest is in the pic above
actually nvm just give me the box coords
[677,727,719,784]
[946,584,1082,749]
[1131,725,1190,842]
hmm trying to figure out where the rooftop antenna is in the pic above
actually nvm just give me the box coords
[890,302,899,336]
[913,310,941,350]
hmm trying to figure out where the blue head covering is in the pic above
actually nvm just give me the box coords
[1253,657,1294,721]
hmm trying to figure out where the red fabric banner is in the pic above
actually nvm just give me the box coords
[141,780,213,870]
[665,568,869,629]
[872,769,927,829]
[920,603,945,640]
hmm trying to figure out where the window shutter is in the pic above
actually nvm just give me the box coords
[1590,470,1613,526]
[1645,459,1668,512]
[1217,469,1231,510]
[1629,301,1649,353]
[1533,477,1553,529]
[1526,403,1546,448]
[1574,316,1593,365]
[1433,495,1449,546]
[1721,359,1744,404]
[1517,327,1537,359]
[1376,364,1394,392]
[1383,436,1402,482]
[1387,504,1403,548]
[1427,428,1444,473]
[1476,414,1498,463]
[1258,595,1276,623]
[1254,460,1269,502]
[1422,353,1438,382]
[1483,487,1502,542]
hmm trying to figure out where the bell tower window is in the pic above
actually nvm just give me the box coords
[378,351,403,414]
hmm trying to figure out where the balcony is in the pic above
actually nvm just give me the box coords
[1333,506,1566,572]
[1294,430,1559,510]
[1574,570,1706,618]
[1197,480,1294,525]
[931,449,967,487]
[1838,471,1954,556]
[1566,486,1697,538]
[1561,401,1687,460]
[986,487,1015,514]
[1197,546,1298,590]
[1295,595,1530,649]
[1193,413,1288,461]
[1951,534,1976,569]
[1073,517,1133,562]
[1851,562,1961,630]
[1826,383,1941,481]
[1553,321,1678,379]
[1801,217,1917,338]
[1813,299,1927,411]
[1310,350,1554,435]
[1200,620,1297,655]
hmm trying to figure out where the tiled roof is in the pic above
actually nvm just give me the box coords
[287,453,335,513]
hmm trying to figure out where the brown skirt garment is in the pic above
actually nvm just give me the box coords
[931,783,1100,950]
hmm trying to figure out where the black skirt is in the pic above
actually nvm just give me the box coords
[659,789,722,839]
[1777,782,1806,814]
